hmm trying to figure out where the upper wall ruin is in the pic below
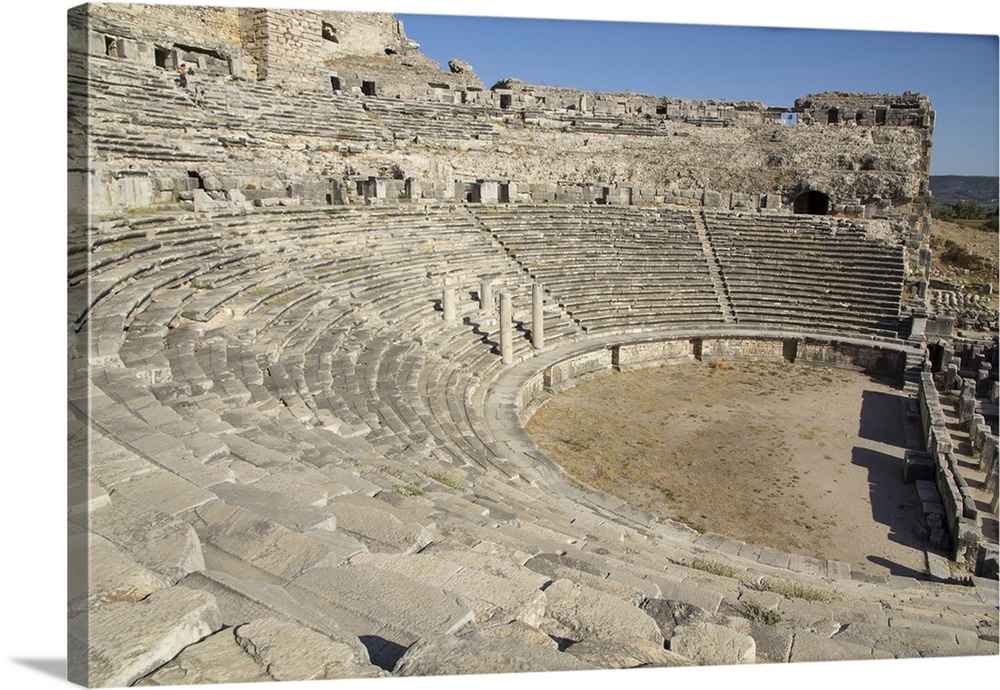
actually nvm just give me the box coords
[68,3,935,223]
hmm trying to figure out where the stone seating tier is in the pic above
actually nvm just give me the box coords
[70,203,995,684]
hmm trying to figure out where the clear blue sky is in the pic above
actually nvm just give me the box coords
[387,4,998,177]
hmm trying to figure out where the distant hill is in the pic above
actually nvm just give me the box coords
[929,176,999,206]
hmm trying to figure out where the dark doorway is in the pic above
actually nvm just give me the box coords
[361,80,376,97]
[499,94,512,109]
[827,108,839,124]
[154,47,172,68]
[330,76,341,93]
[793,190,830,215]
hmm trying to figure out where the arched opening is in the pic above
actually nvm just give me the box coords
[793,190,830,215]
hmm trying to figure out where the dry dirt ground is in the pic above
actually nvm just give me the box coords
[526,360,930,578]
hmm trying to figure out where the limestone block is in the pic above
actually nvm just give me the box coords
[289,562,475,643]
[67,26,90,54]
[669,620,756,665]
[235,618,387,681]
[227,188,248,206]
[702,190,725,208]
[193,188,226,212]
[745,620,794,663]
[87,30,105,56]
[67,479,111,518]
[88,495,205,583]
[393,631,595,676]
[250,469,333,507]
[640,598,710,639]
[443,565,548,626]
[789,630,894,662]
[178,569,370,659]
[199,507,336,580]
[565,638,693,668]
[525,552,640,603]
[207,480,338,532]
[111,469,217,516]
[202,175,223,191]
[325,494,434,553]
[71,529,171,614]
[540,578,663,645]
[116,175,155,208]
[479,620,558,648]
[654,578,725,615]
[84,586,222,688]
[133,628,270,685]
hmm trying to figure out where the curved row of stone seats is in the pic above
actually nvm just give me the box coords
[68,52,395,175]
[702,211,905,338]
[362,97,502,141]
[472,205,726,334]
[525,109,670,137]
[70,205,996,684]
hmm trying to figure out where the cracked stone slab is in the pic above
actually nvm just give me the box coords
[133,628,270,685]
[540,578,664,645]
[670,620,756,665]
[235,618,388,681]
[325,493,434,553]
[564,637,694,668]
[82,586,222,688]
[789,630,893,662]
[393,631,595,676]
[87,495,205,583]
[207,480,338,532]
[288,562,476,653]
[199,506,336,580]
[110,469,217,516]
[70,528,171,615]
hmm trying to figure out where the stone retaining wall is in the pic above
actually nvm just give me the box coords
[519,333,911,420]
[917,373,984,565]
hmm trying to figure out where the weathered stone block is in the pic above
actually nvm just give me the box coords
[670,620,756,664]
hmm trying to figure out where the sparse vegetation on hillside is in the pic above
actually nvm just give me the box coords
[931,199,999,232]
[928,217,1000,291]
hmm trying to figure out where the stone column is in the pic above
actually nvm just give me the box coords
[945,363,960,390]
[917,279,928,300]
[479,280,493,312]
[531,283,544,350]
[442,286,456,323]
[959,378,977,425]
[499,291,513,364]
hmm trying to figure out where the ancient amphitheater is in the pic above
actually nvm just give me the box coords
[67,4,999,687]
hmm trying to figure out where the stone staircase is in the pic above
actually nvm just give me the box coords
[694,209,737,323]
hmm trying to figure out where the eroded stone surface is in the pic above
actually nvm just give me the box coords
[669,620,756,665]
[85,587,222,688]
[134,628,270,685]
[540,579,664,645]
[235,618,387,680]
[393,631,596,676]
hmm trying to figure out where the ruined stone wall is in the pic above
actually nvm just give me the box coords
[70,2,244,51]
[796,339,907,375]
[70,4,934,223]
[69,3,254,76]
[237,9,405,87]
[495,78,775,124]
[237,8,483,96]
